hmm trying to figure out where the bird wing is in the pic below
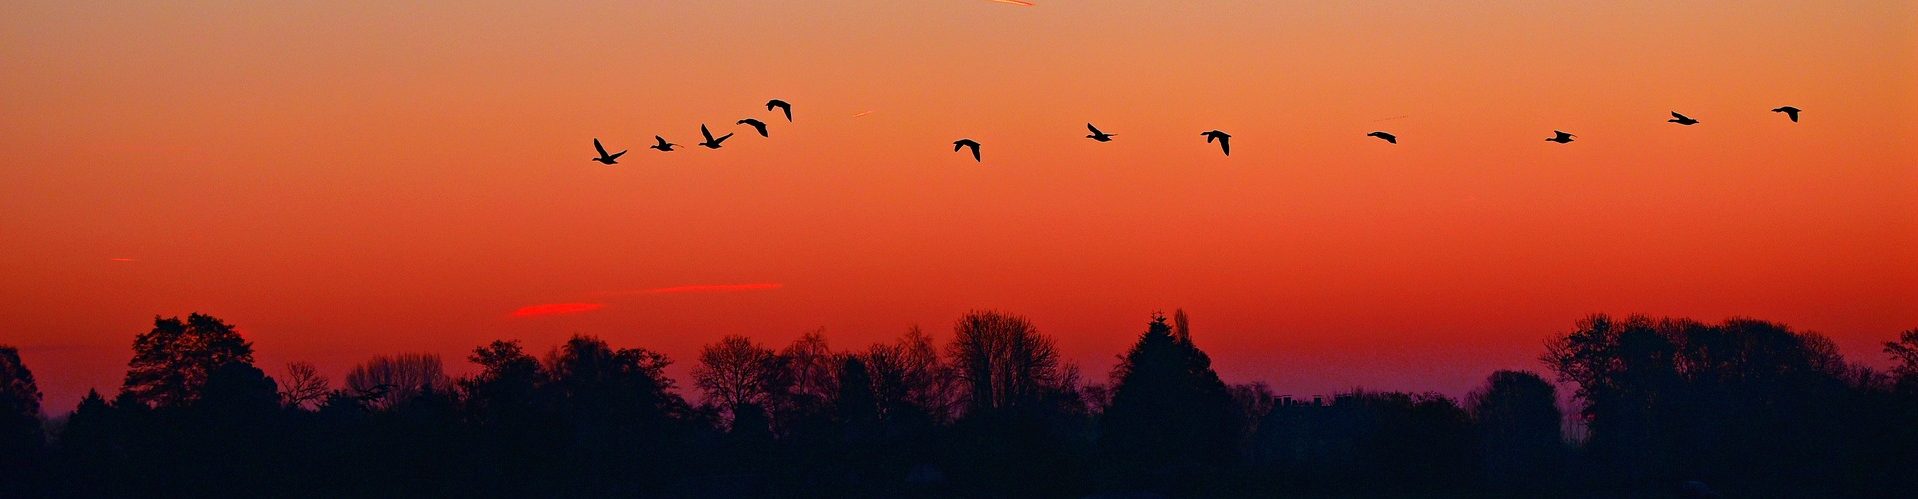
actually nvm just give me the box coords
[1671,112,1687,119]
[969,144,980,161]
[609,151,626,160]
[715,132,733,143]
[1087,123,1102,134]
[1219,137,1230,156]
[594,138,608,156]
[655,136,669,147]
[701,125,715,142]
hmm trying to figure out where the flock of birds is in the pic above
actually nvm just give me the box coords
[590,100,1806,165]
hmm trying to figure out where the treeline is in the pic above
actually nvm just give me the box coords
[2,311,1916,498]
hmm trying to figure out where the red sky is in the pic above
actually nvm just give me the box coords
[3,1,1914,414]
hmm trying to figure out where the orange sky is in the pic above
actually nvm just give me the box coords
[4,1,1915,414]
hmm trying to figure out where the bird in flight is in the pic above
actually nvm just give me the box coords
[766,99,793,121]
[953,139,982,162]
[738,118,770,137]
[1547,130,1575,143]
[1085,123,1115,142]
[1668,112,1700,126]
[1201,130,1231,156]
[697,124,733,149]
[1366,131,1397,144]
[1772,106,1801,122]
[591,138,626,165]
[650,136,678,152]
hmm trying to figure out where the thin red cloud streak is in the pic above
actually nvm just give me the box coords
[510,302,604,317]
[644,283,783,294]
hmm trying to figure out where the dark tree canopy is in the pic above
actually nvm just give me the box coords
[1,345,46,497]
[1467,370,1564,493]
[120,313,255,408]
[545,334,688,423]
[1099,310,1238,491]
[947,310,1066,415]
[692,335,780,427]
[1887,328,1918,389]
[15,311,1917,497]
[343,353,451,410]
[0,346,42,418]
[1544,315,1871,495]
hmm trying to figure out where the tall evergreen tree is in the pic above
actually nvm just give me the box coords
[1099,310,1238,491]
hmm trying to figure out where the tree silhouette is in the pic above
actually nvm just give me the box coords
[120,313,255,408]
[459,339,544,424]
[545,335,687,422]
[1228,381,1277,450]
[943,310,1089,496]
[1546,315,1866,495]
[1254,390,1477,494]
[1886,328,1918,389]
[18,310,1918,497]
[199,361,281,416]
[276,361,329,409]
[1098,311,1239,492]
[344,353,450,410]
[543,335,692,494]
[864,326,955,423]
[1466,370,1564,494]
[776,329,838,420]
[948,310,1065,414]
[1,345,46,496]
[692,335,780,428]
[834,356,880,426]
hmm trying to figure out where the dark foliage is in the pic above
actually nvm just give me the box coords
[8,311,1915,497]
[1098,310,1239,494]
[1,345,47,497]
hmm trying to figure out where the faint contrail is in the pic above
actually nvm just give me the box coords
[988,0,1035,6]
[109,258,135,262]
[851,110,875,118]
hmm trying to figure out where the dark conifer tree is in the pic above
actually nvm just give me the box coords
[1098,310,1238,492]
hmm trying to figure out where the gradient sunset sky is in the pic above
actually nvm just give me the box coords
[4,1,1914,413]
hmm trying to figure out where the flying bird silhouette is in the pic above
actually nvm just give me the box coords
[697,124,733,149]
[738,118,769,137]
[1772,106,1801,122]
[1547,130,1576,143]
[766,99,792,121]
[650,135,678,152]
[1201,130,1231,156]
[953,139,981,162]
[591,138,626,165]
[1085,123,1115,142]
[1668,112,1699,126]
[1366,131,1397,144]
